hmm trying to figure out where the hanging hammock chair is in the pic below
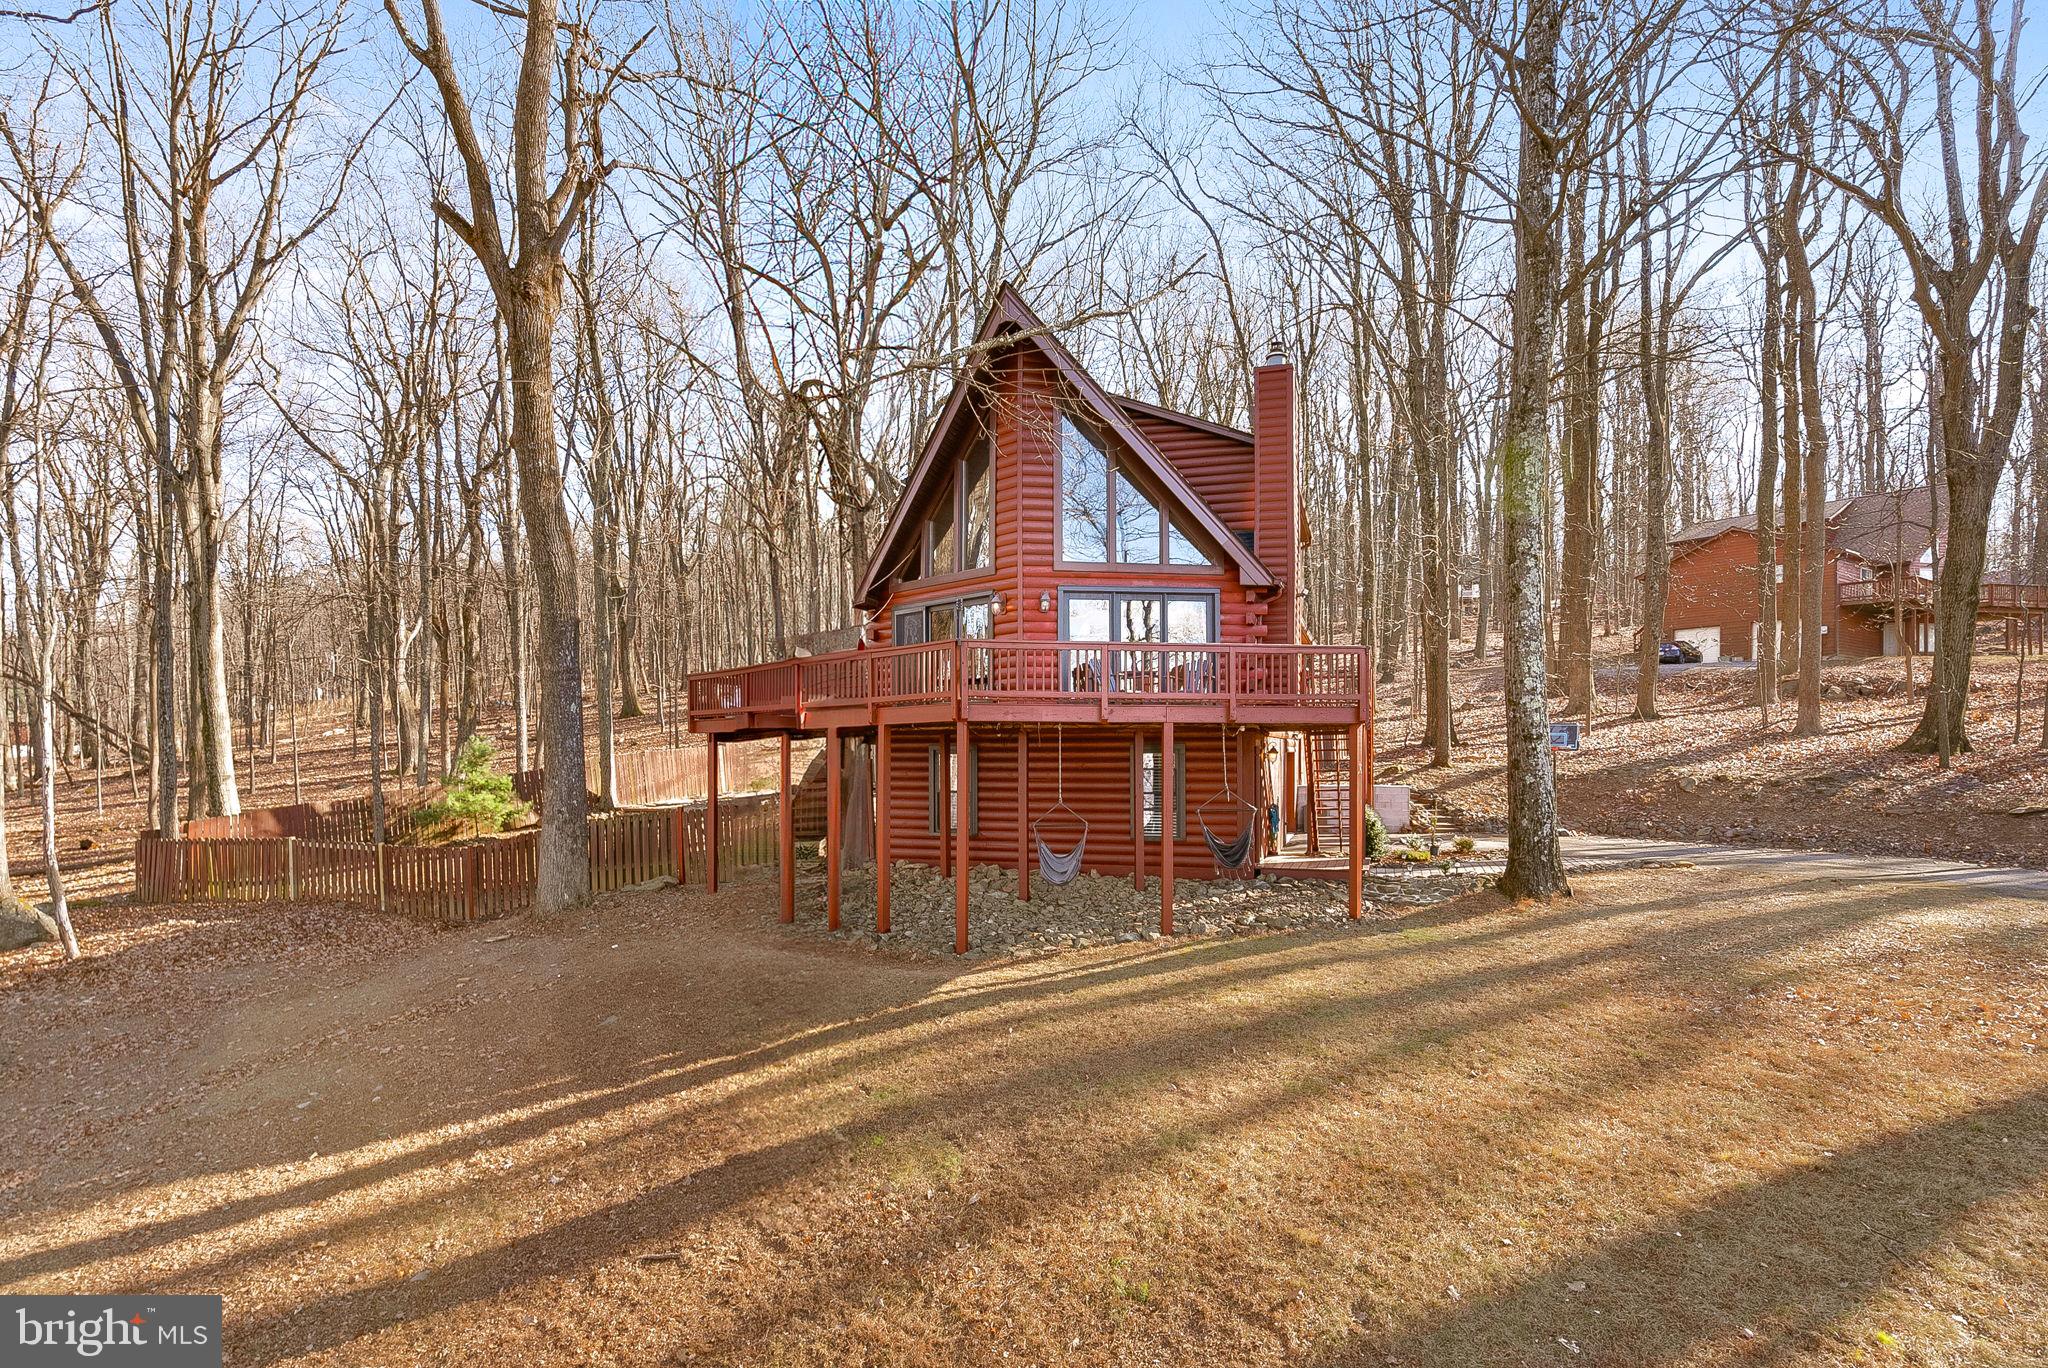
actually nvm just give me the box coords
[1202,820,1258,872]
[1197,726,1261,877]
[1031,726,1090,886]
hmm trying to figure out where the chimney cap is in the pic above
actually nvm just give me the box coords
[1263,336,1288,366]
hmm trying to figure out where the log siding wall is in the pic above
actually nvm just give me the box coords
[877,722,1263,880]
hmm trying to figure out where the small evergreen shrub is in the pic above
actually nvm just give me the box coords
[410,738,532,844]
[1362,808,1389,860]
[1453,835,1476,854]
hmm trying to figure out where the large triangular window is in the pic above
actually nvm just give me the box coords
[1059,411,1211,567]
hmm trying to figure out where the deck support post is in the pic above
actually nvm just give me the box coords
[1348,723,1366,920]
[1016,728,1030,901]
[826,727,843,931]
[1160,719,1174,936]
[954,718,971,954]
[705,734,720,894]
[778,733,795,923]
[876,724,892,933]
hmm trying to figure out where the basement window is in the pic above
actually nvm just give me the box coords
[927,742,980,835]
[1136,740,1187,840]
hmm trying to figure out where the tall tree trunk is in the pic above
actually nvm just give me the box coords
[174,462,241,816]
[1754,226,1782,720]
[390,0,595,909]
[577,216,619,809]
[1497,0,1569,902]
[1778,288,1803,689]
[1557,181,1602,715]
[507,285,590,907]
[153,471,178,831]
[1635,224,1670,720]
[1785,208,1828,736]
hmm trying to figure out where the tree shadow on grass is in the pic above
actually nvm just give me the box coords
[195,876,2046,1365]
[5,867,2006,1294]
[12,868,2044,1368]
[1317,1082,2048,1367]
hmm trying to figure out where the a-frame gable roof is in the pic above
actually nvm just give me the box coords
[855,284,1275,608]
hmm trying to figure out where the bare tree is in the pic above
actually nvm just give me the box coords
[382,0,637,908]
[2,0,355,825]
[1489,0,1571,899]
[1795,0,2048,756]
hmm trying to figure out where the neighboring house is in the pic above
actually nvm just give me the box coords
[688,285,1373,947]
[1663,485,2046,661]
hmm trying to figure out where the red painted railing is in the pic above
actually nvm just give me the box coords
[688,640,1372,727]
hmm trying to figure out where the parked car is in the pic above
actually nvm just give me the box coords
[1659,640,1703,665]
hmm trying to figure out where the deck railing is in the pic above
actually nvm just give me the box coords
[689,639,1372,727]
[1838,578,2048,610]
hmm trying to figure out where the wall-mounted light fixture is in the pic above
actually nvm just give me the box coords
[1039,591,1052,613]
[990,592,1006,615]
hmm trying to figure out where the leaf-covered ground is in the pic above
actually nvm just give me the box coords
[1384,649,2048,869]
[4,863,2043,1366]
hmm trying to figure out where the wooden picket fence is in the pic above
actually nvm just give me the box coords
[184,795,431,844]
[191,747,721,844]
[136,793,781,925]
[512,745,712,808]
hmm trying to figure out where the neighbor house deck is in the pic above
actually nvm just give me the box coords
[1836,578,2048,612]
[687,640,1373,739]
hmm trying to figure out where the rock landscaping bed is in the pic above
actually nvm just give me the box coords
[787,857,1492,957]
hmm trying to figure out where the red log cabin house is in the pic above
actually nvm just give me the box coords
[1662,484,2048,663]
[687,286,1373,951]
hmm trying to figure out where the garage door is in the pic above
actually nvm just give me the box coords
[1675,626,1721,663]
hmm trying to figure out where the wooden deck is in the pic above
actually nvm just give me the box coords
[1837,578,2048,614]
[687,640,1373,737]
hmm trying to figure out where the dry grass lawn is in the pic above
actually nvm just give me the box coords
[3,864,2044,1367]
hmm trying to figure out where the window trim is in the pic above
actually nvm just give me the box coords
[894,592,997,644]
[1057,588,1220,643]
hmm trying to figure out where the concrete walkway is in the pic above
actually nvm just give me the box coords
[1264,830,2048,897]
[1514,834,2048,899]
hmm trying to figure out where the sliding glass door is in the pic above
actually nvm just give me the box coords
[1059,590,1217,692]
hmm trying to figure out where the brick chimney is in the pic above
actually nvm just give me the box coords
[1252,337,1300,644]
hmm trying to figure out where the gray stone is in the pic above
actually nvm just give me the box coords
[0,900,56,953]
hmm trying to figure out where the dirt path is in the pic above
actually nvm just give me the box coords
[3,865,2045,1366]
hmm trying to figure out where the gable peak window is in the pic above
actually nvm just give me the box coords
[1058,408,1211,567]
[918,436,996,579]
[926,477,957,576]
